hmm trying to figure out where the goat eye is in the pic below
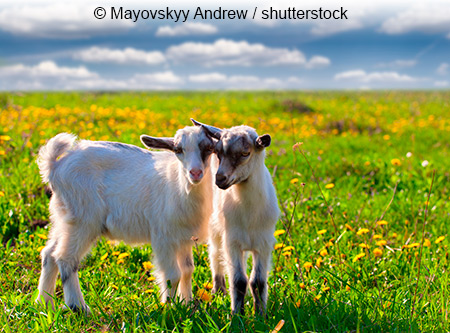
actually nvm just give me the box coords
[241,151,250,157]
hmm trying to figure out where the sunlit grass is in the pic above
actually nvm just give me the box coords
[1,91,449,331]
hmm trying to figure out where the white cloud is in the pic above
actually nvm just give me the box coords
[380,3,450,35]
[436,63,448,75]
[74,47,166,65]
[63,71,183,90]
[376,59,417,68]
[0,61,99,90]
[132,71,183,85]
[310,19,363,36]
[434,80,449,87]
[0,3,133,39]
[306,56,331,69]
[188,72,227,83]
[0,61,184,90]
[334,69,417,83]
[166,39,330,68]
[188,72,303,89]
[0,61,97,79]
[156,22,218,37]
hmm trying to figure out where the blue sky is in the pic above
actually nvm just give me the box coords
[0,0,449,90]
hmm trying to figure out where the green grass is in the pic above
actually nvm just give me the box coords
[1,91,449,332]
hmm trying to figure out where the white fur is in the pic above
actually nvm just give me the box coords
[36,127,213,312]
[207,125,280,314]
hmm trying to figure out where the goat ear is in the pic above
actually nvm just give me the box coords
[255,134,271,149]
[190,118,222,140]
[140,135,175,151]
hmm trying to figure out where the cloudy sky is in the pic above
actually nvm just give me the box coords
[0,0,449,90]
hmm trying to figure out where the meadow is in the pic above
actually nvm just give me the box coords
[0,91,449,332]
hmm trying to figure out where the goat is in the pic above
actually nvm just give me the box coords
[36,126,215,313]
[192,119,280,315]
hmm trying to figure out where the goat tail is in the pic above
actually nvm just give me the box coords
[37,133,77,183]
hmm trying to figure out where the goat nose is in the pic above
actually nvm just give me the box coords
[190,168,203,179]
[216,173,227,183]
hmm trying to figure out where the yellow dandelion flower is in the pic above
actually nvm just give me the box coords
[111,285,119,290]
[356,228,369,235]
[295,300,301,308]
[0,191,4,197]
[0,151,5,156]
[142,261,154,270]
[345,224,353,231]
[196,288,212,302]
[290,178,299,184]
[112,251,120,256]
[317,229,327,235]
[373,234,382,240]
[299,282,306,289]
[345,285,351,291]
[424,239,431,247]
[435,236,445,244]
[274,229,285,237]
[101,253,109,261]
[364,161,371,166]
[383,134,390,141]
[314,294,322,301]
[322,286,330,292]
[319,248,328,256]
[316,257,323,268]
[283,246,295,251]
[377,220,388,226]
[359,243,370,249]
[325,183,335,189]
[203,282,213,290]
[373,248,383,257]
[353,253,365,262]
[37,233,47,240]
[391,158,401,166]
[147,276,156,282]
[37,246,45,252]
[303,261,313,271]
[391,232,398,238]
[0,135,11,141]
[145,289,154,294]
[118,253,130,260]
[282,251,292,257]
[274,243,285,250]
[376,240,387,247]
[117,259,125,264]
[406,243,420,248]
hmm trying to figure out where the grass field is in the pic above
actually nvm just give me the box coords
[1,91,449,332]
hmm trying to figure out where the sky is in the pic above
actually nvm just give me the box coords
[0,0,449,90]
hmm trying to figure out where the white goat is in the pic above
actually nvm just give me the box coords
[192,120,280,315]
[36,126,215,313]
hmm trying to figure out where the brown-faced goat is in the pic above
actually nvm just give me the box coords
[36,126,215,313]
[192,119,280,315]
